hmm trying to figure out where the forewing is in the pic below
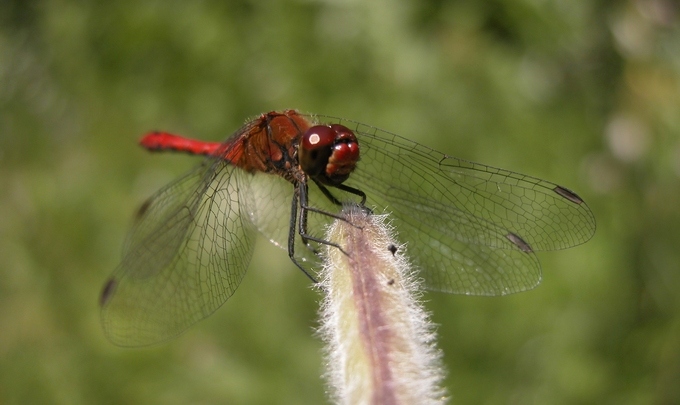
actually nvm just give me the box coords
[101,159,257,346]
[310,116,595,295]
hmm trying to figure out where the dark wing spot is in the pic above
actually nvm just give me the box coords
[388,244,398,255]
[387,279,395,286]
[135,199,152,220]
[100,278,117,307]
[506,232,533,253]
[553,185,585,205]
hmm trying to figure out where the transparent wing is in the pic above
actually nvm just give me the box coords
[308,115,596,295]
[242,171,345,276]
[100,159,257,346]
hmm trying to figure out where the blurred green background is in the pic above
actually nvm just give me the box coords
[2,0,679,404]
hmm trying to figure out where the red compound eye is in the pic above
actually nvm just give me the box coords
[299,124,360,184]
[300,125,336,177]
[329,124,353,138]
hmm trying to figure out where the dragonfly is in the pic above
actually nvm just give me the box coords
[100,109,596,347]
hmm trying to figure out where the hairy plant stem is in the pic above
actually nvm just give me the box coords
[318,206,447,405]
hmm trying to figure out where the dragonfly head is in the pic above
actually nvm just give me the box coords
[299,124,360,185]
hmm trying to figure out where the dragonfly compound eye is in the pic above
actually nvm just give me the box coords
[300,124,359,185]
[300,125,336,177]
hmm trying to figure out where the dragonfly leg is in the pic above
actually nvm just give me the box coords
[287,184,318,283]
[313,179,370,212]
[298,180,349,256]
[333,183,368,207]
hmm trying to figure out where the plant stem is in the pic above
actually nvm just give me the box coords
[318,205,447,405]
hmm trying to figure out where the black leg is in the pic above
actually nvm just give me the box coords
[288,176,370,284]
[312,179,371,215]
[299,178,348,255]
[287,183,317,283]
[314,180,344,206]
[334,183,367,206]
[313,180,367,207]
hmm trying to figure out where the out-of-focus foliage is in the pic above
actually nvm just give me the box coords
[1,0,679,403]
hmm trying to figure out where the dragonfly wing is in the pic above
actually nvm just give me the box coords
[366,188,542,295]
[101,159,257,346]
[309,116,595,295]
[434,156,596,251]
[318,117,596,251]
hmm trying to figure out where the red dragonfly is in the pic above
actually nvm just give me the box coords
[101,109,596,346]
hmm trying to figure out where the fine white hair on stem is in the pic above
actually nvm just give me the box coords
[317,205,447,405]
